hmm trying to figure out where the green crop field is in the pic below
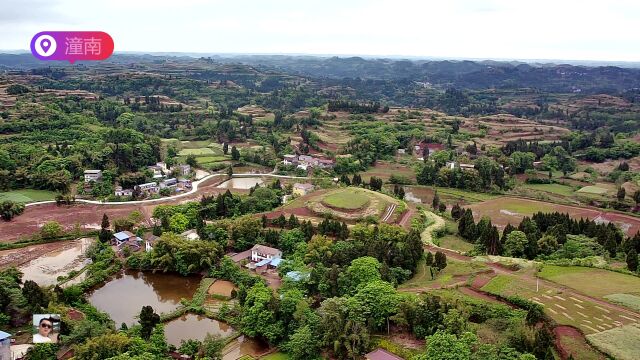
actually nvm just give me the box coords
[400,258,488,289]
[587,324,640,360]
[604,294,640,312]
[0,189,57,203]
[522,183,576,196]
[178,147,217,156]
[538,265,640,299]
[577,185,610,195]
[480,274,514,294]
[322,188,371,209]
[195,155,229,164]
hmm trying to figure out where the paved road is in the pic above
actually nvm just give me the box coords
[25,172,316,207]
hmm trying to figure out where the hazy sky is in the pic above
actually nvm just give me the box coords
[2,0,639,61]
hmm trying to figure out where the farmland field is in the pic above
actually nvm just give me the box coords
[481,272,640,335]
[587,324,640,360]
[577,185,610,195]
[555,326,606,360]
[361,161,417,182]
[178,148,217,156]
[322,188,370,209]
[194,156,229,164]
[305,187,399,222]
[538,265,640,300]
[0,189,58,203]
[604,294,640,311]
[466,197,640,236]
[400,258,488,289]
[522,183,576,196]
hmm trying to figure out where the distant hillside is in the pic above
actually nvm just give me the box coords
[2,53,640,93]
[219,56,640,93]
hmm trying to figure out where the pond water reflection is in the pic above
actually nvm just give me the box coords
[164,313,234,347]
[88,270,200,326]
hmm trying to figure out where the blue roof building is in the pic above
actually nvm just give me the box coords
[270,257,283,267]
[113,231,135,242]
[285,271,310,282]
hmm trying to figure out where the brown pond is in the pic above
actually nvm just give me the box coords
[164,313,234,347]
[17,238,93,286]
[216,177,264,190]
[88,270,200,326]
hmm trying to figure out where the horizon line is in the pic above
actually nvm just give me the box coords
[1,49,639,66]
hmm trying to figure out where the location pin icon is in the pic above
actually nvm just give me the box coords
[33,34,57,57]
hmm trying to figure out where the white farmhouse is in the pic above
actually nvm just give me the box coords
[84,170,102,183]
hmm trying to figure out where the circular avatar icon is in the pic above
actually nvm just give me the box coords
[34,34,57,57]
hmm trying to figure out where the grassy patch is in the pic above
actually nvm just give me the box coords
[195,155,229,164]
[322,188,371,209]
[603,294,640,312]
[0,189,57,203]
[538,265,640,299]
[499,198,554,214]
[435,187,499,202]
[439,235,475,253]
[178,148,216,156]
[587,324,640,360]
[522,183,575,196]
[400,258,488,289]
[261,353,290,360]
[480,275,514,294]
[577,185,610,195]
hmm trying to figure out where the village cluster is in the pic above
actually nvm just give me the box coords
[83,163,193,199]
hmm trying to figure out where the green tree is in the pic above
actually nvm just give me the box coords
[617,187,626,201]
[40,221,63,239]
[416,331,477,360]
[425,251,434,266]
[633,190,640,206]
[139,306,160,340]
[432,191,440,210]
[0,200,25,221]
[22,280,47,311]
[169,213,189,233]
[99,213,112,243]
[304,235,334,265]
[354,280,399,330]
[202,334,225,360]
[25,343,58,360]
[72,333,132,360]
[339,256,381,294]
[285,325,321,360]
[279,229,306,255]
[443,308,467,335]
[231,146,240,161]
[186,155,198,167]
[240,282,284,344]
[504,231,528,257]
[627,249,638,272]
[434,251,447,271]
[537,235,559,256]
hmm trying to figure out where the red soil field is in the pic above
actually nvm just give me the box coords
[467,197,640,237]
